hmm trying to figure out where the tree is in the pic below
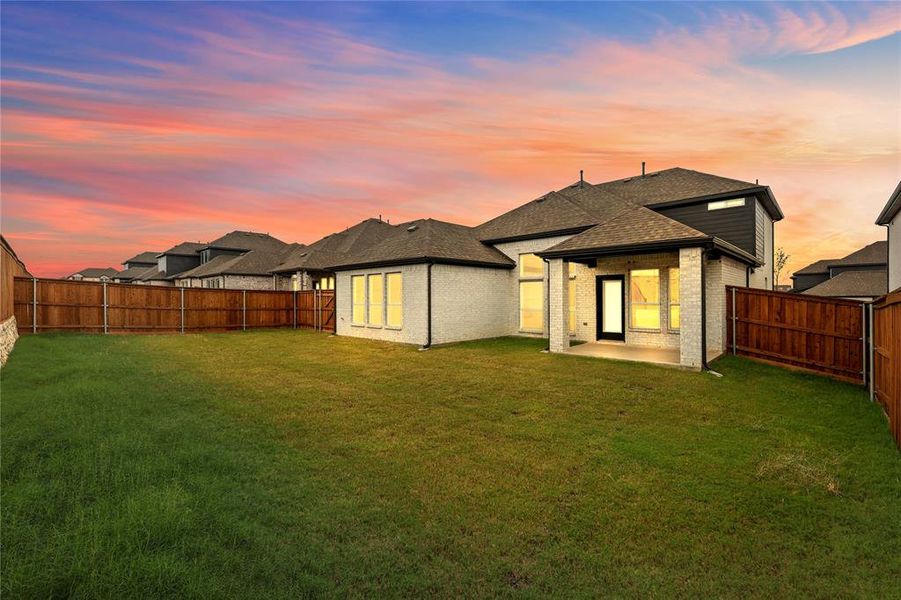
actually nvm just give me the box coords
[774,247,790,287]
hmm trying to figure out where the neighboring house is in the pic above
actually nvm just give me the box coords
[876,180,901,292]
[114,251,160,283]
[174,231,297,289]
[774,284,792,292]
[327,167,783,370]
[792,241,888,300]
[134,242,207,286]
[270,218,395,291]
[67,267,119,282]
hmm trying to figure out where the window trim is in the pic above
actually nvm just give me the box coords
[628,268,661,331]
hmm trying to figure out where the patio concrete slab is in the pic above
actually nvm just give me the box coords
[563,341,720,367]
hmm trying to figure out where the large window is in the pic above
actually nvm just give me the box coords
[352,275,366,325]
[668,268,680,330]
[386,273,402,328]
[367,274,383,326]
[568,277,576,334]
[708,198,745,211]
[520,281,543,331]
[520,253,544,278]
[630,269,660,329]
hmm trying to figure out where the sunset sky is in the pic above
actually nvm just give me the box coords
[2,1,899,279]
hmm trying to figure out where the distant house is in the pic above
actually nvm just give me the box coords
[134,242,206,286]
[113,251,160,283]
[876,180,901,292]
[67,267,119,282]
[792,241,888,300]
[173,231,297,290]
[270,219,395,291]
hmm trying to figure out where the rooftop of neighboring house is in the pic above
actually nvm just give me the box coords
[123,251,161,265]
[271,218,396,274]
[792,241,888,279]
[159,241,207,257]
[876,180,901,225]
[203,230,288,252]
[115,265,155,280]
[178,243,302,279]
[70,267,119,279]
[802,269,887,298]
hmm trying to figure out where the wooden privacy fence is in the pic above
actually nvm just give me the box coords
[13,277,335,335]
[726,286,866,384]
[872,290,900,448]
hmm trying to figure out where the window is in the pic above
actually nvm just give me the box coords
[367,274,383,326]
[630,269,660,329]
[315,276,335,291]
[708,198,746,211]
[669,268,680,330]
[568,277,576,334]
[291,274,299,292]
[519,253,544,278]
[386,273,402,328]
[520,281,543,331]
[352,276,365,325]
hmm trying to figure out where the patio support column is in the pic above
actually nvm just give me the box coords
[548,258,570,353]
[679,247,703,369]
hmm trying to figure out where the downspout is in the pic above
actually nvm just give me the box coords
[745,266,751,287]
[421,262,433,349]
[543,258,550,351]
[700,248,709,371]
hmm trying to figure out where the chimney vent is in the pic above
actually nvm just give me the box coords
[579,169,584,188]
[641,161,646,176]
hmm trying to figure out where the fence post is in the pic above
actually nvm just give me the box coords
[731,287,736,355]
[293,290,297,329]
[102,281,108,334]
[180,287,185,334]
[868,302,874,402]
[242,290,247,331]
[861,304,866,384]
[32,277,37,334]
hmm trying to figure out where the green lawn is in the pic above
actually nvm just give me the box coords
[2,331,899,598]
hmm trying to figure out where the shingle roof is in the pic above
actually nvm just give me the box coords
[71,267,119,278]
[876,180,901,225]
[594,168,759,206]
[539,205,709,255]
[802,270,887,298]
[271,219,395,273]
[136,265,166,281]
[329,219,515,270]
[205,231,288,252]
[178,245,297,279]
[161,242,206,256]
[475,188,604,242]
[123,251,160,265]
[115,265,154,280]
[792,259,839,276]
[835,241,887,266]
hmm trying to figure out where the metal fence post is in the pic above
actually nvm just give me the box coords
[293,290,297,329]
[242,289,247,331]
[180,287,185,334]
[102,281,108,334]
[731,287,736,355]
[32,277,37,334]
[868,302,874,402]
[861,303,867,385]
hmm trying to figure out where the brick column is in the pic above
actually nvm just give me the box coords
[679,247,703,369]
[549,258,570,353]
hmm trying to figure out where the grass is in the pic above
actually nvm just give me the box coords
[2,331,899,598]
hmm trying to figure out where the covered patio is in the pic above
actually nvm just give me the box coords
[563,340,722,368]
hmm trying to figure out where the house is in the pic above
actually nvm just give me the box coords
[134,242,206,286]
[67,267,119,282]
[876,180,901,292]
[792,241,888,300]
[326,167,782,370]
[174,231,296,289]
[270,218,395,291]
[113,251,160,283]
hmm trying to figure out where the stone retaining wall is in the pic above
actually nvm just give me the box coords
[0,315,19,366]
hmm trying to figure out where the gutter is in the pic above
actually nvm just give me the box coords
[701,248,709,371]
[543,258,550,351]
[421,262,433,349]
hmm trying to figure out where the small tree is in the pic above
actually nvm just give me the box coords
[774,247,790,287]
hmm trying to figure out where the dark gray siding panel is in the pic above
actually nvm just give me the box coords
[754,199,766,260]
[791,273,829,292]
[656,198,756,255]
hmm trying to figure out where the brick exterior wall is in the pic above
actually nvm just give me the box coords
[548,259,569,352]
[221,275,277,290]
[336,265,429,345]
[431,264,513,344]
[679,247,704,368]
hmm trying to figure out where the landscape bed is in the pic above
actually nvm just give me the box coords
[2,331,899,597]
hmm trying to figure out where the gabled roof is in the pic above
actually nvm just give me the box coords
[802,269,887,298]
[204,231,288,252]
[71,267,118,278]
[876,180,901,225]
[123,251,160,265]
[115,265,154,280]
[836,241,887,266]
[329,219,515,271]
[475,188,605,242]
[594,167,755,205]
[160,242,206,257]
[178,245,298,279]
[271,218,395,273]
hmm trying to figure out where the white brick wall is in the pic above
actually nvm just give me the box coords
[888,213,900,292]
[679,248,703,369]
[336,265,428,345]
[221,275,277,290]
[548,259,569,352]
[431,264,514,344]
